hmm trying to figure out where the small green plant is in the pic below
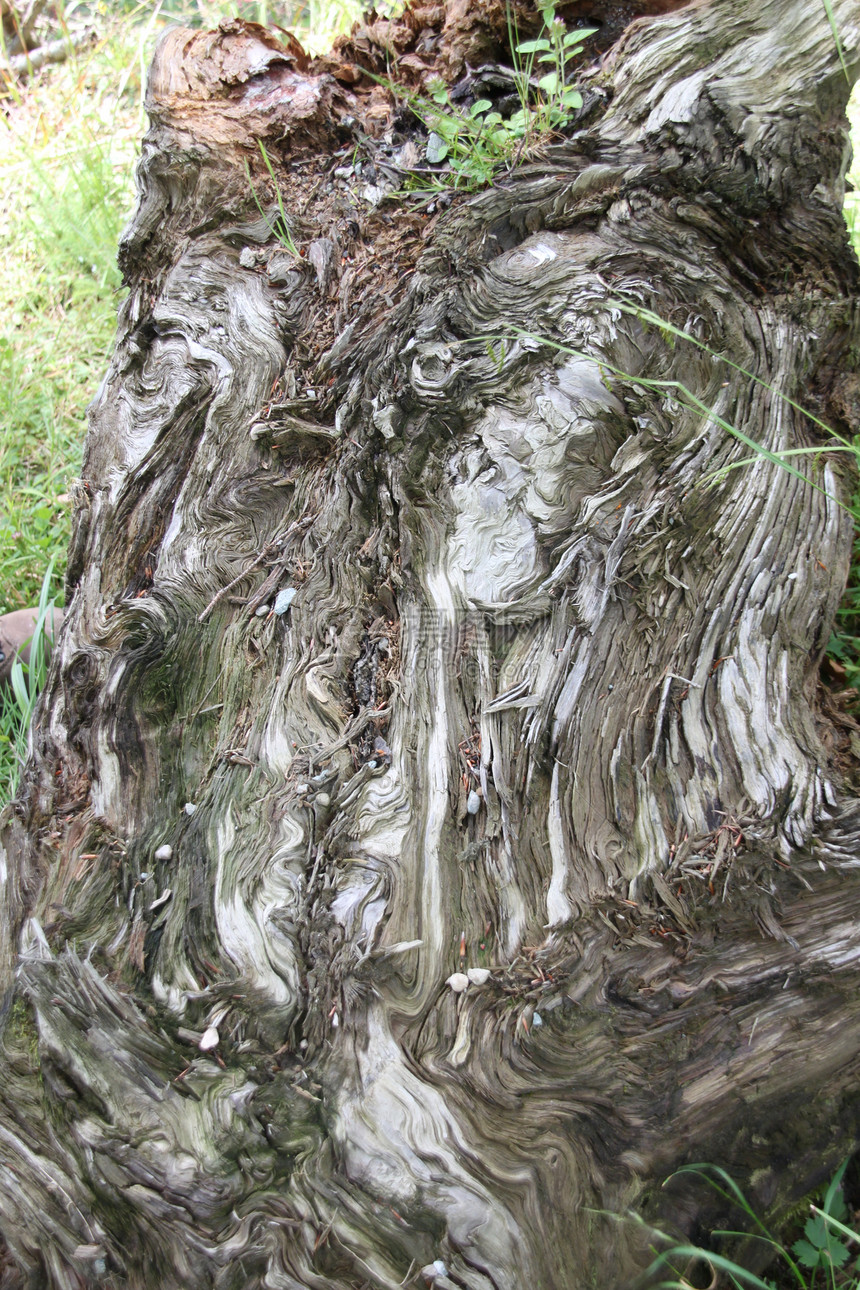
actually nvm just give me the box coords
[395,4,596,190]
[0,563,58,807]
[245,141,301,255]
[513,5,596,132]
[645,1160,860,1289]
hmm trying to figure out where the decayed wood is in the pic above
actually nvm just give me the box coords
[1,0,860,1286]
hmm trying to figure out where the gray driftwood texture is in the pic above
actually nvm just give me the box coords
[1,0,860,1285]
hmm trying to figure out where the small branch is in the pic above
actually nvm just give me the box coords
[197,542,279,624]
[3,27,95,79]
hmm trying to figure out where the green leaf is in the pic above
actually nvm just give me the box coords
[425,132,449,163]
[483,111,502,127]
[426,77,449,104]
[828,1242,851,1268]
[538,72,559,94]
[10,661,29,718]
[805,1213,830,1248]
[829,1189,849,1224]
[794,1225,851,1271]
[794,1238,823,1269]
[470,99,493,116]
[430,115,459,140]
[561,88,583,108]
[563,27,598,45]
[515,38,551,53]
[809,1203,860,1248]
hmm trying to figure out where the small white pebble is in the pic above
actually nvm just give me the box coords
[274,587,296,615]
[532,1011,543,1027]
[199,1026,219,1051]
[153,844,173,862]
[467,967,490,985]
[331,1011,339,1028]
[446,972,469,993]
[184,802,197,816]
[420,1259,449,1283]
[420,1261,448,1284]
[466,789,481,815]
[315,792,331,807]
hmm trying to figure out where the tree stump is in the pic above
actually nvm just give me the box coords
[1,1,860,1286]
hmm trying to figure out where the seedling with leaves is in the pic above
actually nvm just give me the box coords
[792,1160,860,1283]
[513,4,596,132]
[398,4,596,190]
[645,1160,860,1290]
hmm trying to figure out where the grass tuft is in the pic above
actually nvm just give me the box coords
[645,1159,860,1290]
[0,562,58,805]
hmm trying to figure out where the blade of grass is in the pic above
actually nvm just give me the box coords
[645,1244,781,1290]
[609,300,855,450]
[489,325,843,508]
[822,0,851,85]
[245,142,300,254]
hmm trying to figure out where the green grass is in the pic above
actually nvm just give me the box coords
[0,2,369,621]
[646,1161,860,1290]
[0,563,58,803]
[0,8,146,615]
[0,2,366,794]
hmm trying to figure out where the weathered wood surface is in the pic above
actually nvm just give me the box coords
[1,0,860,1285]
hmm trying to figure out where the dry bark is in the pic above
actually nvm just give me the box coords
[1,0,860,1286]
